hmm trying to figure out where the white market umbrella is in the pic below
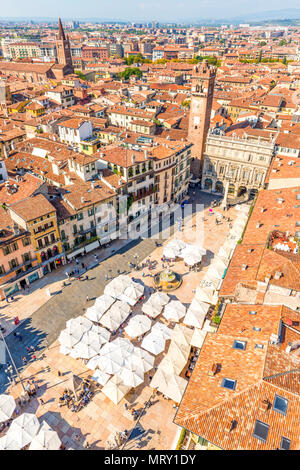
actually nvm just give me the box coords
[163,246,179,259]
[0,433,21,450]
[195,285,217,305]
[119,282,144,306]
[159,354,186,375]
[0,394,15,423]
[102,376,131,405]
[29,422,61,450]
[150,368,171,390]
[151,291,170,307]
[180,244,206,258]
[91,369,110,386]
[90,325,111,344]
[59,345,72,356]
[85,306,104,323]
[125,347,154,373]
[168,239,186,251]
[125,315,151,338]
[7,413,40,448]
[100,301,130,331]
[141,333,166,355]
[184,300,209,329]
[142,301,163,319]
[163,300,186,323]
[86,355,102,370]
[66,316,93,337]
[93,294,115,315]
[171,324,193,347]
[152,322,172,341]
[184,253,202,266]
[104,275,132,298]
[168,340,190,364]
[58,329,81,350]
[164,375,188,403]
[98,338,133,374]
[119,366,144,388]
[72,339,100,360]
[190,328,207,349]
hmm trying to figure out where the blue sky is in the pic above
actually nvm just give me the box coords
[1,0,299,21]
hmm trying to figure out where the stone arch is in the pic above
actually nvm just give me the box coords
[248,188,258,200]
[204,178,213,191]
[215,181,224,194]
[237,186,247,197]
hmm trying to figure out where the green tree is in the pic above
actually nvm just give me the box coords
[118,67,142,80]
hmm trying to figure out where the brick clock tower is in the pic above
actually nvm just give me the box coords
[53,18,74,79]
[188,60,216,178]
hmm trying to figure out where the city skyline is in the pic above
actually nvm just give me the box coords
[1,0,300,22]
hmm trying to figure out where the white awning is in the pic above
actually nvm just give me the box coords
[85,240,99,253]
[100,235,110,245]
[66,247,85,260]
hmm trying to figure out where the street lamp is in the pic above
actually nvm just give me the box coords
[0,329,26,393]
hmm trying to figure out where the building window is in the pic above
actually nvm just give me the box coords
[77,213,84,221]
[273,395,288,416]
[253,420,269,442]
[221,378,236,390]
[232,340,247,351]
[280,437,291,450]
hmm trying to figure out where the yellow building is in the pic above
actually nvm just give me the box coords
[9,194,64,273]
[25,101,45,117]
[7,100,29,114]
[80,136,101,155]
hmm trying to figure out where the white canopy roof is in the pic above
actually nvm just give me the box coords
[91,369,110,386]
[163,374,188,403]
[171,324,193,347]
[104,275,132,298]
[184,301,208,329]
[100,301,130,331]
[125,314,151,338]
[163,246,180,259]
[142,301,163,318]
[151,291,170,307]
[101,376,131,405]
[124,347,154,373]
[118,282,144,306]
[195,285,217,305]
[29,422,61,451]
[190,328,207,349]
[66,316,93,337]
[158,355,185,376]
[141,332,166,355]
[180,244,206,258]
[163,300,186,322]
[0,433,21,450]
[152,321,172,341]
[168,239,186,250]
[0,394,15,423]
[7,413,40,448]
[119,365,144,388]
[184,253,202,266]
[86,295,115,322]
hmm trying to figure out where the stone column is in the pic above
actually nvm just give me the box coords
[221,180,230,208]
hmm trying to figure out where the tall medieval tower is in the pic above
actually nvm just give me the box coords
[55,18,74,75]
[188,60,216,178]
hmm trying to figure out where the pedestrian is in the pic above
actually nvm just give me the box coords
[5,297,9,303]
[125,403,128,411]
[39,398,45,405]
[22,356,27,364]
[75,434,80,441]
[81,262,85,269]
[32,355,36,361]
[76,259,79,265]
[105,274,108,281]
[58,370,62,377]
[84,442,91,449]
[30,346,36,352]
[26,347,30,353]
[86,295,90,302]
